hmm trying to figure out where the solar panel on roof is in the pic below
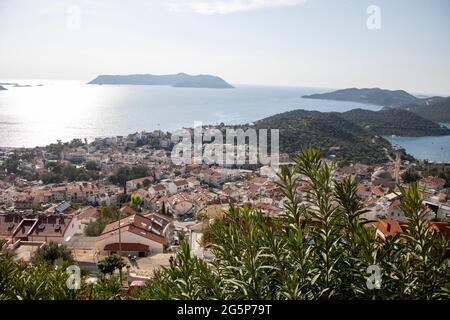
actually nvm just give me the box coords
[150,227,161,236]
[152,217,164,227]
[56,202,70,213]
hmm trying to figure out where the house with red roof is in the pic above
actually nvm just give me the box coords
[95,213,173,257]
[168,179,190,194]
[370,220,403,240]
[149,183,168,197]
[126,176,154,192]
[419,176,446,191]
[71,206,99,235]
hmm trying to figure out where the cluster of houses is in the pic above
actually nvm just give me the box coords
[0,132,449,268]
[1,181,121,210]
[0,202,174,259]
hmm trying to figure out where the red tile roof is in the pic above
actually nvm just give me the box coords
[173,179,188,186]
[153,184,166,191]
[120,205,138,216]
[104,243,149,252]
[98,213,168,245]
[427,221,450,237]
[389,199,401,207]
[420,176,446,187]
[371,220,403,238]
[77,207,98,220]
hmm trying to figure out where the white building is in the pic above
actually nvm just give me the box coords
[168,179,190,194]
[126,176,154,192]
[149,183,168,197]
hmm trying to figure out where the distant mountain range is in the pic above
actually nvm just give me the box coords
[340,108,450,136]
[302,87,450,122]
[302,87,423,107]
[88,73,234,89]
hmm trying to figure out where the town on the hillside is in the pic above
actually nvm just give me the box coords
[0,130,449,290]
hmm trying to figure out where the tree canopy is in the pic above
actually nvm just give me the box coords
[31,242,74,266]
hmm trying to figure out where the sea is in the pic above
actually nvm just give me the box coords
[385,125,450,163]
[0,79,448,163]
[0,79,381,148]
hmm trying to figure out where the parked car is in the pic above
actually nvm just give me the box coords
[177,214,196,222]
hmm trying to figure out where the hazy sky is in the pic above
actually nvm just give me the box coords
[1,0,449,95]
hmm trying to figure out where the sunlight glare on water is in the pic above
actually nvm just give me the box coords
[0,80,382,148]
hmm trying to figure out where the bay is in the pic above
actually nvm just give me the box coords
[385,123,450,163]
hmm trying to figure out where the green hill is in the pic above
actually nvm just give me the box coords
[399,97,450,122]
[340,108,450,136]
[253,109,395,164]
[302,88,420,107]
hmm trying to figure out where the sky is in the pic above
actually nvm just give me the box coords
[0,0,449,95]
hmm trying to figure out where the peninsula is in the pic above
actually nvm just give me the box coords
[302,87,422,107]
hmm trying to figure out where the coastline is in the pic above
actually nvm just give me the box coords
[1,115,449,163]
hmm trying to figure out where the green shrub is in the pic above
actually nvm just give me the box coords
[132,148,449,300]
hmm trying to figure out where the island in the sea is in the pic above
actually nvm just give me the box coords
[88,73,234,89]
[0,83,34,88]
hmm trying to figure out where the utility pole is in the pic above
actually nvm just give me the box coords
[394,152,401,185]
[117,208,123,286]
[118,209,122,253]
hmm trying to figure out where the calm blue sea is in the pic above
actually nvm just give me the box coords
[385,124,450,163]
[0,80,381,148]
[1,80,448,163]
